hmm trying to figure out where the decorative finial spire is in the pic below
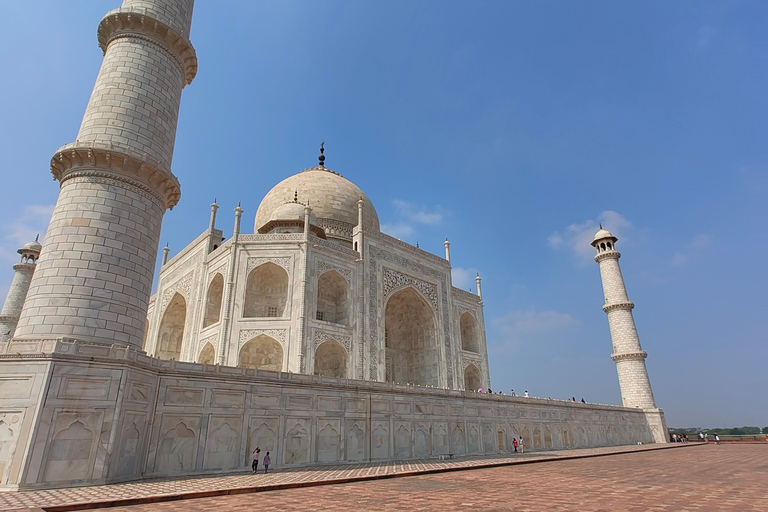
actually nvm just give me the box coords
[318,140,325,167]
[214,197,217,204]
[35,234,39,242]
[599,223,603,229]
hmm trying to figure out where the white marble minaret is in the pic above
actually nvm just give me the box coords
[0,238,42,342]
[592,227,656,409]
[13,0,196,348]
[593,227,668,442]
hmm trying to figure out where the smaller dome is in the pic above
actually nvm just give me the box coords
[268,202,318,225]
[591,228,617,246]
[21,239,42,253]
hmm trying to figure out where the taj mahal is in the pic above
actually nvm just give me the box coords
[145,144,489,392]
[0,0,666,490]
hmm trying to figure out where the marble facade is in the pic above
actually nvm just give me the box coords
[0,339,664,489]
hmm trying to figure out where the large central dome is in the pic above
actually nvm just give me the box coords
[254,166,379,242]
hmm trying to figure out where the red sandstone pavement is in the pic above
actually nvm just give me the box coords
[7,443,764,512]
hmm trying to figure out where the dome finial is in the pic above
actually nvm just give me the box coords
[35,234,39,242]
[599,223,603,229]
[318,140,325,167]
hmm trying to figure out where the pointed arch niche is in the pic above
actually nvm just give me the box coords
[315,271,350,325]
[460,312,480,353]
[243,263,289,318]
[156,293,186,361]
[203,274,224,328]
[198,342,216,364]
[238,334,283,371]
[314,339,347,378]
[463,363,481,392]
[384,286,439,386]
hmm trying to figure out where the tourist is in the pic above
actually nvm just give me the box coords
[705,433,709,443]
[699,432,704,442]
[581,398,585,403]
[513,437,518,453]
[510,389,515,396]
[263,452,271,473]
[252,447,261,474]
[572,397,576,402]
[519,436,525,453]
[524,390,530,398]
[478,388,483,393]
[715,435,720,445]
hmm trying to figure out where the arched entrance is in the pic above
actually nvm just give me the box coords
[156,293,186,360]
[203,274,224,327]
[243,263,289,318]
[460,312,479,352]
[198,342,215,364]
[464,363,481,391]
[314,339,347,378]
[316,271,349,325]
[384,286,439,386]
[238,335,283,371]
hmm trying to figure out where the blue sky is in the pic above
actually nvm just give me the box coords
[1,1,766,428]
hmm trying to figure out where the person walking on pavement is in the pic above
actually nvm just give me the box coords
[252,447,261,474]
[263,452,271,473]
[715,435,720,445]
[513,437,518,453]
[519,436,525,453]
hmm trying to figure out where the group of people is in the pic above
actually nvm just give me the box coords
[670,432,721,444]
[476,388,586,403]
[251,447,271,474]
[512,436,525,453]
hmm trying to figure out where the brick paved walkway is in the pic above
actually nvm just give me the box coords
[99,444,765,512]
[0,444,693,511]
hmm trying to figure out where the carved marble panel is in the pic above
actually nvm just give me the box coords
[316,418,341,463]
[284,418,310,465]
[246,416,278,466]
[204,416,243,470]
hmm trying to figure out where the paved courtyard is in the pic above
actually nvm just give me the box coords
[4,443,766,511]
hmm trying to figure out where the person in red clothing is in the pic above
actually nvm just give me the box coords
[513,437,518,453]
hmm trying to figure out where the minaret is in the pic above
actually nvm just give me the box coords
[13,0,196,348]
[592,227,656,409]
[0,238,42,342]
[444,238,451,262]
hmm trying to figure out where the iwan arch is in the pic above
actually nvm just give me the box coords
[0,0,667,489]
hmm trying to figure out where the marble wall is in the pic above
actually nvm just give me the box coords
[0,340,665,490]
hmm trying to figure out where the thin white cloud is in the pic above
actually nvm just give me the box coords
[380,223,414,240]
[382,199,445,241]
[392,199,444,225]
[697,25,717,49]
[671,233,713,267]
[548,210,632,264]
[451,266,479,290]
[492,309,579,352]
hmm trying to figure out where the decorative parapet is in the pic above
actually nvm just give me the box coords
[97,9,197,86]
[452,286,480,304]
[594,250,621,263]
[238,233,304,243]
[369,231,450,267]
[308,234,360,258]
[602,301,635,313]
[611,350,648,362]
[50,144,181,210]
